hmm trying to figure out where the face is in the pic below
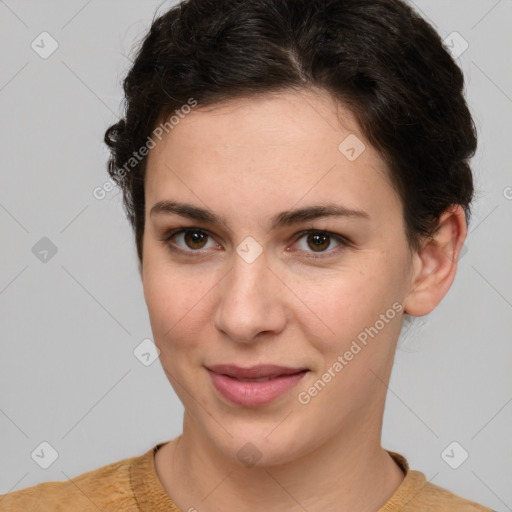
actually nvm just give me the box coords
[142,88,415,467]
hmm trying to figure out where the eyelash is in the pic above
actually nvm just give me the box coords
[159,227,351,259]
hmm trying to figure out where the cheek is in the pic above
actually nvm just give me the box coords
[142,259,215,353]
[291,258,405,355]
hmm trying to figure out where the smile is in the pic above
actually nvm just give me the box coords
[206,364,309,407]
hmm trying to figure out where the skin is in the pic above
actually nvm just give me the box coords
[141,87,467,512]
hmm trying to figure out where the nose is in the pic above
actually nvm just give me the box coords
[213,248,287,344]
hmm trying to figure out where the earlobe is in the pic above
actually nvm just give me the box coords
[402,205,467,317]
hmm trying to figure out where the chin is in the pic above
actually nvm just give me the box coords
[207,422,312,469]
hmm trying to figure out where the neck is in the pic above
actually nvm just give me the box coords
[156,408,405,512]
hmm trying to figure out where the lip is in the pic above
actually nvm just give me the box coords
[206,364,309,407]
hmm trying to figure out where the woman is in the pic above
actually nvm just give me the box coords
[0,0,496,510]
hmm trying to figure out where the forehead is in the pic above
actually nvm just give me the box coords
[151,89,365,160]
[144,89,399,227]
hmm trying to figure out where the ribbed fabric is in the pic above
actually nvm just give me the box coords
[0,442,495,511]
[376,451,494,512]
[130,442,181,511]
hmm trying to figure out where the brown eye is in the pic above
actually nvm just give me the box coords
[162,228,217,253]
[292,230,348,257]
[306,232,331,252]
[161,227,349,258]
[182,230,209,250]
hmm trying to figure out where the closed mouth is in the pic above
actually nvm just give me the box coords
[206,364,309,380]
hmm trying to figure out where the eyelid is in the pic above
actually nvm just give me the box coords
[289,229,351,257]
[159,227,219,257]
[159,227,352,257]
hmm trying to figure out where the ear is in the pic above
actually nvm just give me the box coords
[402,205,467,317]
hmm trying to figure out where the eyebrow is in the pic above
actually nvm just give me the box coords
[150,200,370,230]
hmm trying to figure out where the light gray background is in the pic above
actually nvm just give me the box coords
[0,0,511,510]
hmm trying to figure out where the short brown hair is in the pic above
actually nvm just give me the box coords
[104,0,477,263]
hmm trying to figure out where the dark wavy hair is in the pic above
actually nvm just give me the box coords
[104,0,477,264]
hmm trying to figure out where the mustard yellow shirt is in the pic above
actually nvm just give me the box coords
[0,442,495,511]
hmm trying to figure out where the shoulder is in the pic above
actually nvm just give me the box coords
[384,451,495,512]
[0,450,146,512]
[400,470,495,511]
